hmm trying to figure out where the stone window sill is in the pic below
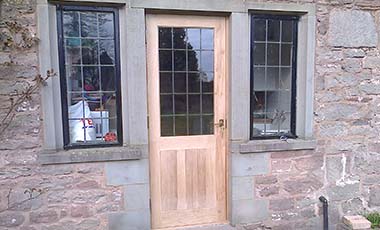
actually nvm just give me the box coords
[239,138,317,153]
[38,145,143,165]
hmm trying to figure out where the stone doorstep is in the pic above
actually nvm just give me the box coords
[163,223,238,230]
[342,216,372,230]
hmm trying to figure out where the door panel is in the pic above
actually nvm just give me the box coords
[146,14,227,229]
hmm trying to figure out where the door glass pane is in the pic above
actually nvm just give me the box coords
[159,27,215,136]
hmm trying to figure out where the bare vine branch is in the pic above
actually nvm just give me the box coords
[0,69,56,136]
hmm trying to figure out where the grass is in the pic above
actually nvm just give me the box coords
[364,212,380,229]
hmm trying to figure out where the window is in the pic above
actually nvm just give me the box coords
[57,5,122,148]
[250,14,299,139]
[158,27,215,136]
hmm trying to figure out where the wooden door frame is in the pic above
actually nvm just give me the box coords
[145,13,230,229]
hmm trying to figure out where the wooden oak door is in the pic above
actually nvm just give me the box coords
[146,14,227,229]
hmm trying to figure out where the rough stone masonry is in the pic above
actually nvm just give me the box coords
[2,0,380,229]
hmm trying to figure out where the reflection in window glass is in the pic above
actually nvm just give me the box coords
[60,8,120,146]
[251,16,298,138]
[158,27,215,136]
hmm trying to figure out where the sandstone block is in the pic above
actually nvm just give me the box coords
[255,175,278,185]
[269,198,294,211]
[105,159,149,185]
[0,212,25,227]
[342,215,371,229]
[232,176,254,201]
[231,153,269,176]
[369,186,380,207]
[71,205,92,218]
[109,210,150,230]
[283,176,323,195]
[30,210,59,224]
[344,49,366,58]
[329,10,377,47]
[124,184,150,210]
[363,57,380,69]
[231,199,268,224]
[328,183,360,201]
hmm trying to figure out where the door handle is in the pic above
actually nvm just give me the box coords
[214,119,226,129]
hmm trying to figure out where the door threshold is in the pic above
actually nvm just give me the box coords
[155,222,234,230]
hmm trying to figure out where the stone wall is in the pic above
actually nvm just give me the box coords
[246,0,380,229]
[1,0,380,230]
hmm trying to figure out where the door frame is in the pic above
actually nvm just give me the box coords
[145,13,230,229]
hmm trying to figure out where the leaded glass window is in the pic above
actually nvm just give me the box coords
[250,15,298,139]
[57,5,122,148]
[158,27,215,136]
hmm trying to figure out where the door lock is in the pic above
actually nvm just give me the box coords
[215,119,226,129]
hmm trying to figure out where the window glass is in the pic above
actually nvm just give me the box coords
[251,16,298,138]
[60,7,121,147]
[158,27,214,136]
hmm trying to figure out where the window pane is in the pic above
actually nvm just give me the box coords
[101,66,115,91]
[175,116,187,135]
[160,72,172,94]
[63,11,79,37]
[189,116,201,135]
[174,50,186,71]
[267,20,280,41]
[159,50,172,71]
[253,67,265,91]
[99,40,115,64]
[201,29,214,49]
[282,21,293,42]
[65,38,81,65]
[281,44,292,66]
[188,50,200,71]
[174,72,186,93]
[82,39,98,64]
[188,95,200,114]
[174,95,186,114]
[83,66,99,91]
[160,95,173,115]
[267,67,279,90]
[173,28,186,49]
[98,13,114,38]
[159,28,172,48]
[201,72,214,93]
[201,51,214,72]
[267,43,279,66]
[202,94,213,114]
[80,12,98,37]
[253,19,266,41]
[187,28,200,50]
[188,73,200,93]
[252,91,266,114]
[253,43,265,65]
[66,65,82,92]
[202,115,214,134]
[280,68,291,90]
[161,116,174,136]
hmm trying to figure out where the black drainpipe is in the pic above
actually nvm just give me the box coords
[319,196,329,230]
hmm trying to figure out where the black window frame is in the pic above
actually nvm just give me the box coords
[56,4,123,149]
[250,14,299,140]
